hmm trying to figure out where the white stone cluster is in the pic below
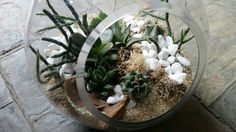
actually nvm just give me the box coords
[123,15,152,38]
[106,84,136,109]
[138,35,191,85]
[106,85,124,104]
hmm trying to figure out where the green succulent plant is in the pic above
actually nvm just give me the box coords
[87,64,118,98]
[121,70,149,100]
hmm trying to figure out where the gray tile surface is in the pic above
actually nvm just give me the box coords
[0,0,32,54]
[195,0,236,105]
[0,72,13,109]
[0,49,73,132]
[0,102,32,132]
[210,81,236,130]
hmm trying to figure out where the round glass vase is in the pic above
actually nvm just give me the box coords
[25,0,208,131]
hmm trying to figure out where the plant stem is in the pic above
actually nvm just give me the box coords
[29,45,49,65]
[63,0,88,36]
[36,50,45,83]
[43,9,69,42]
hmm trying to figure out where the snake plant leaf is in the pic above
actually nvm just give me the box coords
[89,12,107,31]
[69,33,86,54]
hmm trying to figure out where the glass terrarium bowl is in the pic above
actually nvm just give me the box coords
[25,0,208,131]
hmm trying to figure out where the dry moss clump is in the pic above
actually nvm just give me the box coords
[118,48,145,75]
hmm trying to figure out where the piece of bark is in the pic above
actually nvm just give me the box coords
[63,77,109,109]
[102,95,130,119]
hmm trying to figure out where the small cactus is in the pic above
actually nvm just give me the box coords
[121,70,149,100]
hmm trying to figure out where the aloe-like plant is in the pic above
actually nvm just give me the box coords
[121,70,149,100]
[87,65,118,98]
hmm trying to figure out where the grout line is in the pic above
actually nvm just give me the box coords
[0,64,36,132]
[0,101,13,110]
[0,44,24,60]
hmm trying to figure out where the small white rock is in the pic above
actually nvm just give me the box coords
[166,36,174,46]
[145,58,159,70]
[131,27,141,33]
[132,33,143,38]
[129,20,138,29]
[171,62,183,74]
[149,43,157,51]
[165,66,172,75]
[168,44,178,56]
[48,43,61,51]
[144,17,151,24]
[136,20,146,30]
[61,63,75,74]
[158,35,167,48]
[142,50,150,59]
[106,95,124,104]
[167,56,176,64]
[149,50,158,58]
[168,73,187,85]
[123,15,134,23]
[114,85,123,96]
[126,100,136,109]
[46,57,54,65]
[159,59,170,67]
[49,50,63,57]
[43,49,51,57]
[158,47,170,60]
[176,54,191,66]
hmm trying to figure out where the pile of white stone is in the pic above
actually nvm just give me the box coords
[140,35,190,85]
[122,15,191,85]
[42,23,85,79]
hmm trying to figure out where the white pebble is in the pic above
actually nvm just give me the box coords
[49,50,63,57]
[165,66,172,75]
[132,34,143,38]
[131,27,141,33]
[149,50,158,58]
[123,15,134,23]
[106,95,124,104]
[167,56,176,64]
[46,57,54,65]
[142,50,150,59]
[168,44,178,56]
[114,85,123,96]
[149,43,157,51]
[159,59,170,67]
[43,49,51,57]
[176,54,191,66]
[168,73,186,85]
[171,62,183,74]
[136,20,146,30]
[158,35,167,48]
[144,17,151,24]
[158,47,170,60]
[129,20,138,29]
[145,58,159,70]
[48,43,61,51]
[126,100,136,109]
[61,63,75,74]
[166,36,174,46]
